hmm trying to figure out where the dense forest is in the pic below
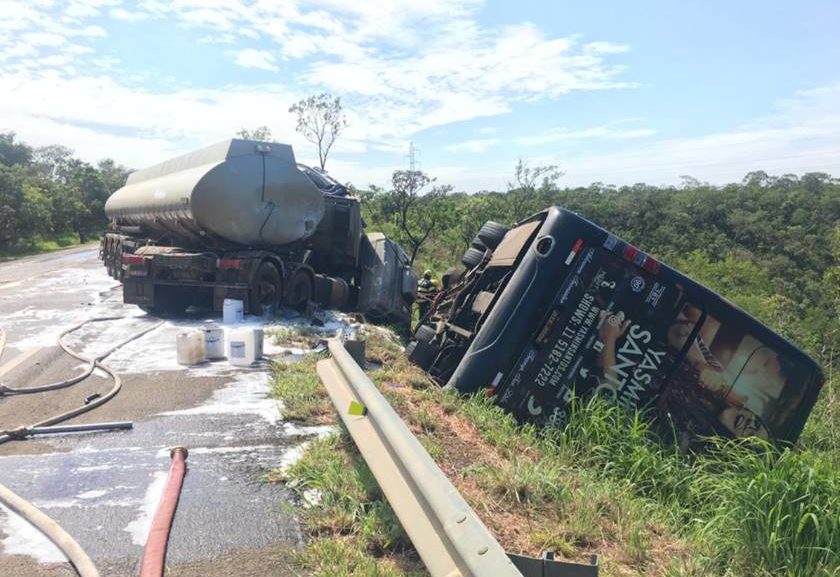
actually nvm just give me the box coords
[0,133,129,253]
[361,171,839,362]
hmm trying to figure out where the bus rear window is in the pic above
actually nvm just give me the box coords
[661,311,815,441]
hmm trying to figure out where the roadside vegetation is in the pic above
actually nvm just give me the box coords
[0,133,129,257]
[271,328,838,577]
[270,169,838,577]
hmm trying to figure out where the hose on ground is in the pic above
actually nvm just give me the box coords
[139,447,188,577]
[0,317,160,396]
[0,317,163,444]
[0,482,100,577]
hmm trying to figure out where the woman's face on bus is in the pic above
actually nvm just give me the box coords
[718,406,767,439]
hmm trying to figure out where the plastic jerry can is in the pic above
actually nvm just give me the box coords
[228,327,258,366]
[223,298,244,324]
[202,324,225,360]
[176,331,206,365]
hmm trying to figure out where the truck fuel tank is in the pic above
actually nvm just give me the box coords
[105,139,324,247]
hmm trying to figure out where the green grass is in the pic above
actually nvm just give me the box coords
[271,330,839,577]
[272,353,331,423]
[282,432,425,577]
[0,232,88,259]
[455,393,839,577]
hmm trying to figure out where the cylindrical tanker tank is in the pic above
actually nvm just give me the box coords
[105,139,324,247]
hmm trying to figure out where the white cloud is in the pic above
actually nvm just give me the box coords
[0,0,635,175]
[231,48,279,72]
[23,32,67,47]
[445,138,500,154]
[10,0,833,194]
[517,122,657,146]
[109,8,150,22]
[0,70,314,167]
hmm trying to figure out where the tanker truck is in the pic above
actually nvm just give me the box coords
[99,139,416,322]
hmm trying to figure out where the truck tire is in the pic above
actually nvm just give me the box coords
[251,262,283,315]
[461,247,485,270]
[414,324,436,344]
[284,269,313,311]
[476,221,509,250]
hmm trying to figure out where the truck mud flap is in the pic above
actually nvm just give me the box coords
[123,280,154,306]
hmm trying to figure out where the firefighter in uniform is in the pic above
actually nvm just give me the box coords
[416,269,439,320]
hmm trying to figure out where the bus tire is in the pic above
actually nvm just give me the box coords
[461,247,485,270]
[476,221,509,250]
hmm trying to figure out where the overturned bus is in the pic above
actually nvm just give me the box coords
[407,207,823,445]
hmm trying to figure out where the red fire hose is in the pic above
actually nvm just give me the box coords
[139,447,188,577]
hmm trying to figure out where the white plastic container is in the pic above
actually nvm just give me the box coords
[223,298,244,324]
[227,327,259,366]
[176,331,206,365]
[202,324,225,360]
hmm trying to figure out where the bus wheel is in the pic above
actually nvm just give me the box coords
[251,262,282,315]
[284,269,313,311]
[461,247,485,270]
[476,221,509,250]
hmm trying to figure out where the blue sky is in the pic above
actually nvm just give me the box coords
[1,0,838,190]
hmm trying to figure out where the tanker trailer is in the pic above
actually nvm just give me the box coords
[100,139,416,322]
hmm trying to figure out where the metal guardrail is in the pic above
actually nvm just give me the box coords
[317,337,524,577]
[317,337,599,577]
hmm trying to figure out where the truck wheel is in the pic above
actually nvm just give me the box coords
[284,269,313,311]
[461,247,485,270]
[476,221,509,250]
[251,262,282,315]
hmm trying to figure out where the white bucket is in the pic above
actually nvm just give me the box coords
[176,331,206,365]
[222,298,244,324]
[227,327,259,366]
[202,324,225,360]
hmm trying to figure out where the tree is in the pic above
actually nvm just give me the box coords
[288,93,348,169]
[96,158,131,193]
[506,158,563,221]
[236,126,274,141]
[388,169,450,266]
[33,144,74,181]
[0,133,32,166]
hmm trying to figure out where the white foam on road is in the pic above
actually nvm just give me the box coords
[77,489,108,500]
[0,503,66,564]
[160,370,280,424]
[123,470,168,546]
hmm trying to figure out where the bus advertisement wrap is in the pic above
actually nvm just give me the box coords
[497,246,813,441]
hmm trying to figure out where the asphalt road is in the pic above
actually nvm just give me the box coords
[0,247,336,576]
